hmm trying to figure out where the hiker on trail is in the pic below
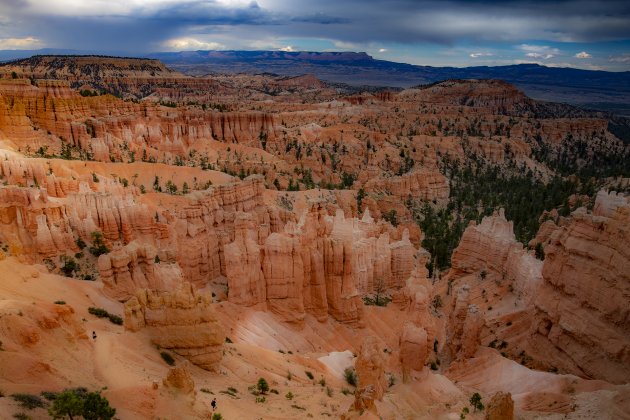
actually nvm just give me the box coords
[92,331,97,340]
[211,398,217,411]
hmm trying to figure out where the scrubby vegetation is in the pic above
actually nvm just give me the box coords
[343,367,357,387]
[87,307,123,325]
[47,388,116,420]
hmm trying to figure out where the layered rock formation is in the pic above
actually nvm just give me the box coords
[124,283,225,371]
[449,209,543,302]
[399,323,429,382]
[163,362,196,396]
[223,204,417,325]
[485,392,514,420]
[355,336,386,401]
[446,285,484,361]
[98,242,183,301]
[529,191,630,383]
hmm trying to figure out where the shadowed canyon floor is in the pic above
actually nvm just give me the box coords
[0,56,628,419]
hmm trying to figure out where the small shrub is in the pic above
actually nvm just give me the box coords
[256,377,269,394]
[341,388,351,396]
[285,391,294,400]
[107,314,123,325]
[160,351,175,366]
[305,371,314,380]
[75,237,86,250]
[88,232,109,257]
[326,386,333,397]
[469,392,484,412]
[60,256,78,277]
[87,307,123,325]
[318,378,326,387]
[220,387,237,397]
[11,393,45,409]
[270,389,279,395]
[224,337,233,343]
[200,388,211,394]
[286,371,293,381]
[212,414,223,420]
[291,404,306,410]
[255,396,266,403]
[88,307,108,318]
[343,367,357,387]
[54,301,66,305]
[430,362,438,371]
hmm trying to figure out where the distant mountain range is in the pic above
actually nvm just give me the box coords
[2,49,629,116]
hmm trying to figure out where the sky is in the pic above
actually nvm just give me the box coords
[0,0,629,71]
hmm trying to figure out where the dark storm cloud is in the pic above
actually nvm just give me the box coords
[271,0,630,44]
[0,0,628,52]
[149,1,278,26]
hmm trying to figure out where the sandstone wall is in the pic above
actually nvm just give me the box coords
[530,191,630,383]
[124,283,225,371]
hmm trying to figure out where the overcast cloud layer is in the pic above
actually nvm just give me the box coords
[0,0,629,70]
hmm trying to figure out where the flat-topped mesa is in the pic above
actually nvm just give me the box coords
[0,55,223,101]
[530,190,630,383]
[124,282,225,371]
[1,55,174,79]
[401,79,536,116]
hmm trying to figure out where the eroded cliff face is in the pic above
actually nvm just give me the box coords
[442,193,630,385]
[124,282,225,371]
[449,209,544,302]
[223,205,416,326]
[0,59,628,419]
[529,191,630,383]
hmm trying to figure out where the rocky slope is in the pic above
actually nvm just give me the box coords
[0,56,628,419]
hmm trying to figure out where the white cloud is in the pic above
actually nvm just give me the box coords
[279,45,295,52]
[0,36,43,49]
[575,51,592,59]
[609,53,630,63]
[519,44,560,59]
[526,52,555,59]
[469,52,492,58]
[163,37,224,51]
[378,48,387,53]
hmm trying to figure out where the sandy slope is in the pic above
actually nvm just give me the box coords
[1,256,628,419]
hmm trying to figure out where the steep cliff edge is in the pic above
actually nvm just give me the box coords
[529,190,630,383]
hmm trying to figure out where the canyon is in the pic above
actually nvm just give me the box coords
[0,56,628,419]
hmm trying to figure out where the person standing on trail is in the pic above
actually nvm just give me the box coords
[92,331,97,340]
[211,398,217,411]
